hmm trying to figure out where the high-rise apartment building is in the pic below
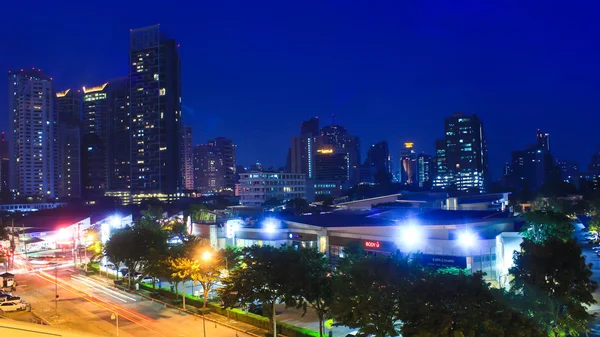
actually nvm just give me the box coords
[400,142,417,185]
[0,133,9,193]
[315,124,360,184]
[433,112,488,192]
[56,88,82,198]
[510,146,554,191]
[181,126,194,190]
[536,129,550,152]
[107,77,131,191]
[82,82,110,199]
[8,69,59,198]
[314,149,350,182]
[130,25,182,193]
[417,153,432,188]
[555,158,579,184]
[209,137,236,190]
[193,144,225,194]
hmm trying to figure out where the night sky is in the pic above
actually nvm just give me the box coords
[2,1,599,179]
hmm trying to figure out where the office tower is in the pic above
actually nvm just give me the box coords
[289,117,319,178]
[56,88,82,198]
[239,172,306,206]
[181,126,194,190]
[433,113,488,192]
[82,82,110,199]
[130,25,182,193]
[193,144,225,193]
[417,153,432,188]
[433,139,451,190]
[365,141,391,176]
[555,158,579,184]
[315,123,360,184]
[536,129,550,152]
[106,77,131,191]
[8,69,59,198]
[314,148,350,182]
[400,142,417,185]
[510,146,554,191]
[0,133,8,193]
[209,137,236,190]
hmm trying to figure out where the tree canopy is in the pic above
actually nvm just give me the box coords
[509,238,597,336]
[520,210,574,243]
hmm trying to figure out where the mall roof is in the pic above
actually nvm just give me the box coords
[281,209,514,228]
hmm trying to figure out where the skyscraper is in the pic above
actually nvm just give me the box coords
[181,126,194,190]
[433,139,451,190]
[0,133,9,193]
[365,141,391,177]
[555,158,579,184]
[417,153,432,188]
[107,77,131,191]
[130,25,182,193]
[193,144,225,193]
[209,137,236,191]
[315,123,360,184]
[433,112,488,192]
[510,146,554,191]
[289,117,319,178]
[82,82,110,199]
[56,88,82,198]
[536,129,550,152]
[400,142,417,185]
[8,69,59,198]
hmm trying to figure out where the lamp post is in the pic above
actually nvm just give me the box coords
[110,311,119,336]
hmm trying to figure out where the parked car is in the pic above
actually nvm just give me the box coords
[0,296,22,304]
[140,276,157,284]
[248,303,263,315]
[0,301,26,312]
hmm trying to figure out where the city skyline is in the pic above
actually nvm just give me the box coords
[2,2,600,178]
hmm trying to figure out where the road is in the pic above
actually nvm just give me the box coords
[7,260,260,336]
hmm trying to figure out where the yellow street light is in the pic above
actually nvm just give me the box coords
[201,251,212,261]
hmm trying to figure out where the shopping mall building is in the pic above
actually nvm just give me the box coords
[220,207,523,288]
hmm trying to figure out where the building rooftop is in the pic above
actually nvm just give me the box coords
[280,208,514,228]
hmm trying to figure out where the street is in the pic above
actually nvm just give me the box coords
[7,264,261,337]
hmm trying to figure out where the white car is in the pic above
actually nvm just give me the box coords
[140,276,157,284]
[0,302,26,312]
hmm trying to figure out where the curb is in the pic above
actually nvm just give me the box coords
[30,310,52,326]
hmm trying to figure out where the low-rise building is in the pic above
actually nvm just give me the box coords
[238,171,305,207]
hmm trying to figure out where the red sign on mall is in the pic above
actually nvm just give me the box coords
[364,241,380,248]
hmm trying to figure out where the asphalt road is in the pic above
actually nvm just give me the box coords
[10,260,259,337]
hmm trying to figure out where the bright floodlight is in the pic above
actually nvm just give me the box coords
[263,218,278,233]
[111,215,121,227]
[458,231,477,248]
[400,226,421,248]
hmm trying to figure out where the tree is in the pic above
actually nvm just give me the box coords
[103,229,130,280]
[520,210,574,244]
[330,254,422,337]
[192,247,224,309]
[187,203,208,222]
[401,270,545,337]
[166,256,195,309]
[509,238,597,336]
[287,248,333,337]
[220,245,301,336]
[262,197,283,210]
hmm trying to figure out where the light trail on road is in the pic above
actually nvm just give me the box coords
[36,270,170,337]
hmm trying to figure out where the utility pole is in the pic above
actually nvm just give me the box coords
[54,252,58,316]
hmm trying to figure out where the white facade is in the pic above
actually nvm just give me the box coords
[238,172,306,206]
[8,69,59,198]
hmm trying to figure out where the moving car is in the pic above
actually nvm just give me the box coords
[0,301,26,312]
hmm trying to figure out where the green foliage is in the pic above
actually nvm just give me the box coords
[509,238,597,336]
[520,210,574,243]
[330,254,423,337]
[285,248,333,337]
[401,271,545,337]
[220,245,303,332]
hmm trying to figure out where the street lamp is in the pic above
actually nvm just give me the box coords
[262,218,279,233]
[110,311,119,336]
[458,230,477,274]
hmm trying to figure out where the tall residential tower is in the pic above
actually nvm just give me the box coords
[130,25,182,193]
[8,69,59,198]
[56,88,82,198]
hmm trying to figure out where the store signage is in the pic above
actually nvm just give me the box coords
[364,241,381,248]
[420,254,467,269]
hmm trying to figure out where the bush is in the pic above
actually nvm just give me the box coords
[207,303,319,337]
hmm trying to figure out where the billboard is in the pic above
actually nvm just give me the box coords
[419,254,467,269]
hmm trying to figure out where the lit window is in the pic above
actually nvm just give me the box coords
[159,88,166,96]
[154,74,159,81]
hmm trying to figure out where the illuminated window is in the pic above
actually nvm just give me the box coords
[159,88,166,96]
[154,74,159,81]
